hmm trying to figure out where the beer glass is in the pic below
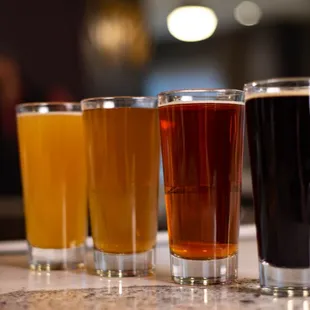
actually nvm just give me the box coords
[158,89,245,285]
[17,102,87,271]
[245,78,310,296]
[82,97,159,277]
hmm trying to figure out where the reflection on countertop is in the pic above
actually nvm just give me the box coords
[0,240,307,310]
[1,277,309,310]
[0,280,265,310]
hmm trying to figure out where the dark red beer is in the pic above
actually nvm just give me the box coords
[159,101,244,260]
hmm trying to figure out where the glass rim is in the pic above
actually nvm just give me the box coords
[158,88,244,107]
[158,88,244,97]
[244,77,310,91]
[81,96,157,104]
[16,102,81,114]
[17,102,80,109]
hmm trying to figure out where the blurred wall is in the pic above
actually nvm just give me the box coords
[0,0,84,98]
[0,0,85,195]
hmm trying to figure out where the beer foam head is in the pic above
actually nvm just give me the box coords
[158,100,244,107]
[245,89,310,101]
[17,111,82,117]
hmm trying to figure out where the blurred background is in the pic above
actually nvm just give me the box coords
[1,0,310,240]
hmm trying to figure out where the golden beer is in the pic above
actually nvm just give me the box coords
[17,108,87,252]
[83,107,159,255]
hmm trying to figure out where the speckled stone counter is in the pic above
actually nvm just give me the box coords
[0,229,308,309]
[0,280,291,310]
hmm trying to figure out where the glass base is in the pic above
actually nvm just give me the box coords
[28,244,86,271]
[260,260,310,296]
[94,247,155,277]
[170,253,238,285]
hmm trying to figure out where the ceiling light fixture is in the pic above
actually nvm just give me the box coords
[167,5,218,42]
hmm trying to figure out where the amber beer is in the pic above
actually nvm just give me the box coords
[82,97,159,277]
[17,103,87,269]
[159,89,244,285]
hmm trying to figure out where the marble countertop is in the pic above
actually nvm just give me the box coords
[0,227,308,309]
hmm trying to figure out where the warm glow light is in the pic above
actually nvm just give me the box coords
[234,1,262,26]
[87,2,150,66]
[167,6,218,42]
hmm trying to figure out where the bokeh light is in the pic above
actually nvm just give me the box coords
[167,6,218,42]
[234,1,262,26]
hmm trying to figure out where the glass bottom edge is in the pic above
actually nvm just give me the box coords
[94,247,155,277]
[28,244,86,271]
[170,253,238,285]
[260,260,310,296]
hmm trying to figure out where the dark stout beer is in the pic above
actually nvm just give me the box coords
[246,92,310,268]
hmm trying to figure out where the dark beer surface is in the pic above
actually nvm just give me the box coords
[246,93,310,268]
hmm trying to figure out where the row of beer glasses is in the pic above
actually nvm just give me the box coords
[16,77,310,296]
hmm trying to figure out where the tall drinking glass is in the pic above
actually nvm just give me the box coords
[245,78,310,296]
[16,102,87,271]
[158,89,245,285]
[82,97,159,277]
